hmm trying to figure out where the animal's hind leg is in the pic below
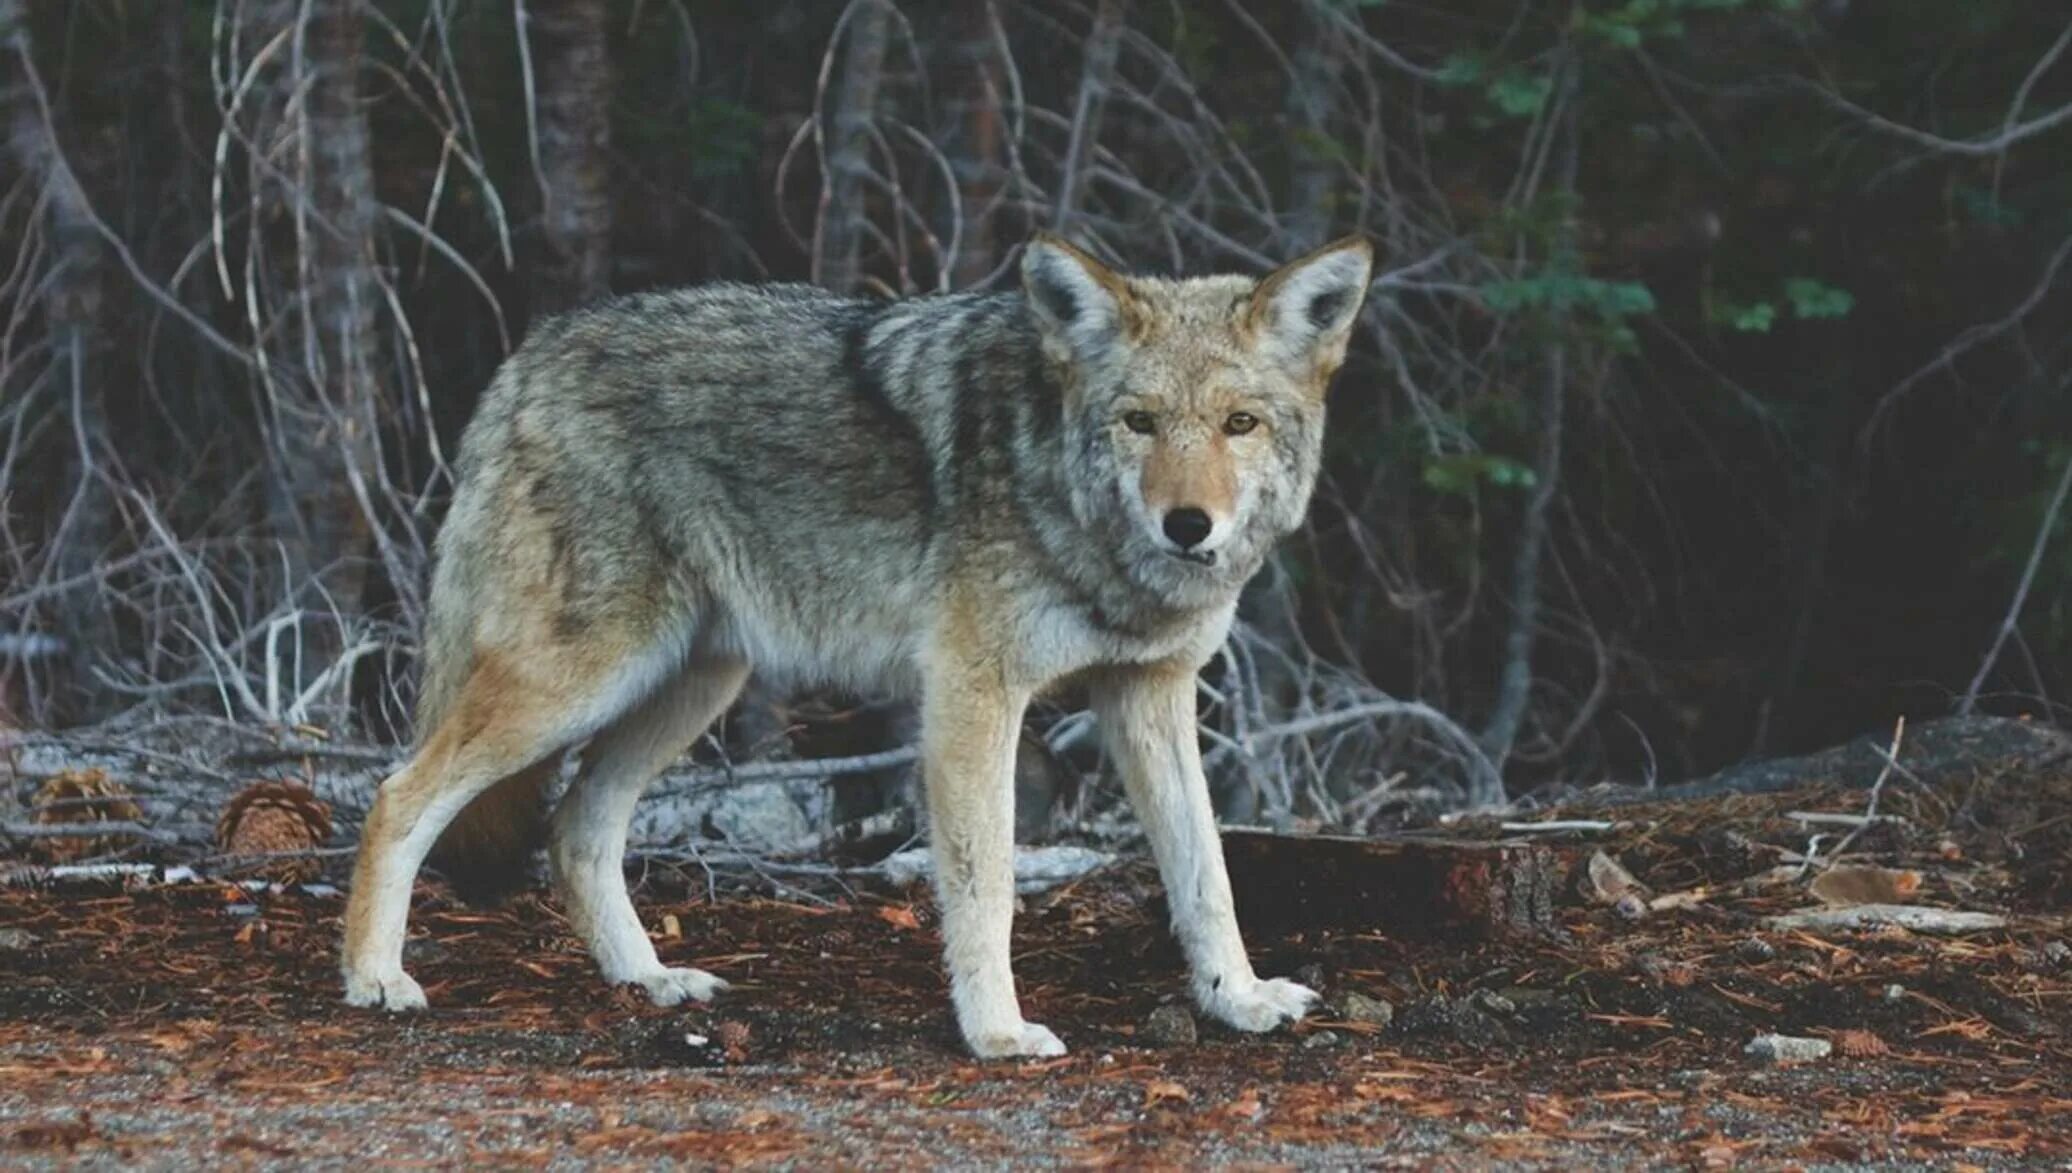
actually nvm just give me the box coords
[342,656,619,1010]
[550,656,750,1007]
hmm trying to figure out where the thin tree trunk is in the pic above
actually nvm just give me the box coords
[1051,0,1124,234]
[941,0,1007,288]
[1283,0,1343,253]
[1479,82,1578,777]
[250,0,384,713]
[813,0,889,293]
[523,0,613,314]
[2,0,115,721]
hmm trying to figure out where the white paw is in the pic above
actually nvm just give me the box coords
[1201,975,1317,1033]
[629,966,729,1007]
[343,969,428,1012]
[965,1019,1068,1060]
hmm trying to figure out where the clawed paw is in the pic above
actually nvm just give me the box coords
[342,969,428,1012]
[1201,975,1318,1033]
[627,966,729,1007]
[965,1019,1067,1060]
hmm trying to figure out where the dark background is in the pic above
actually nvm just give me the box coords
[3,0,2068,809]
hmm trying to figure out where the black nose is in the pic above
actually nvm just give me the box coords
[1162,507,1213,549]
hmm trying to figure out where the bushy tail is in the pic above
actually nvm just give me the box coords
[417,596,550,905]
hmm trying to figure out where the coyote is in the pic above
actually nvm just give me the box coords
[341,233,1374,1058]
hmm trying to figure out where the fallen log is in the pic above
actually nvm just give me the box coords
[1574,715,2070,809]
[1221,829,1579,941]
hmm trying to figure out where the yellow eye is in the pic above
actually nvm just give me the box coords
[1123,411,1156,435]
[1223,411,1259,436]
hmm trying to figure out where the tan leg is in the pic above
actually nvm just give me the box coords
[550,657,749,1006]
[921,659,1060,1059]
[341,656,627,1010]
[1092,663,1317,1032]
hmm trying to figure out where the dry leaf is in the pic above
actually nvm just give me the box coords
[1809,866,1921,908]
[1143,1080,1192,1108]
[1583,851,1650,906]
[1649,888,1710,912]
[876,905,922,931]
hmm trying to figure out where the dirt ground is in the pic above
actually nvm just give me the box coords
[3,720,2071,1168]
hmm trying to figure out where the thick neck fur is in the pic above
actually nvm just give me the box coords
[862,290,1290,639]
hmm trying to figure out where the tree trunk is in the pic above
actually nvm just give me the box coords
[1051,0,1124,234]
[1,0,116,722]
[940,0,1007,288]
[249,0,384,716]
[1283,0,1343,253]
[813,0,889,293]
[1480,73,1577,777]
[523,0,614,314]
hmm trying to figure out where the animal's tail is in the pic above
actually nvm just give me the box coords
[417,601,551,905]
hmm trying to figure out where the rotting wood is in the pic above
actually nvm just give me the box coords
[1221,829,1576,941]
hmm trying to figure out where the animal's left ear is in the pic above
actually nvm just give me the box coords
[1247,236,1374,385]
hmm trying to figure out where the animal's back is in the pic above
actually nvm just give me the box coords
[419,281,1041,725]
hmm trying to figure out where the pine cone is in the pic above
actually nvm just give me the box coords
[216,780,333,881]
[29,769,143,863]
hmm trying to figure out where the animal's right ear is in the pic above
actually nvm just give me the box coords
[1021,233,1134,359]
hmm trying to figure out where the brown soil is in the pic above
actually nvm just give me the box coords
[3,718,2069,1168]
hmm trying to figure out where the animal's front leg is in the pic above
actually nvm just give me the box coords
[920,657,1062,1059]
[1094,664,1318,1033]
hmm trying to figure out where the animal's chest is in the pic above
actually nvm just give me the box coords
[1006,594,1227,689]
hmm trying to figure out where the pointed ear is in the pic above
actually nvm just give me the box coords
[1248,235,1374,382]
[1021,233,1136,359]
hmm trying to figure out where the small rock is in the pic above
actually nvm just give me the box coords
[1469,988,1517,1016]
[1989,1004,2055,1039]
[2042,940,2071,968]
[1397,995,1511,1046]
[1736,937,1777,963]
[1744,1033,1832,1064]
[1294,963,1327,992]
[1141,1004,1197,1047]
[0,928,39,951]
[1301,1030,1344,1050]
[1883,983,1906,1004]
[1331,991,1395,1028]
[403,937,449,965]
[1492,986,1563,1011]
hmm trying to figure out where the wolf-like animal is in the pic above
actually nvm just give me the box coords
[340,233,1375,1058]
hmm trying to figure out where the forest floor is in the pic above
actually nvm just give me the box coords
[2,717,2070,1168]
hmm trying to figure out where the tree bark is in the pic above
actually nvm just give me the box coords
[523,0,614,314]
[1480,74,1577,776]
[249,0,384,712]
[940,0,1007,288]
[1283,0,1343,253]
[813,0,889,293]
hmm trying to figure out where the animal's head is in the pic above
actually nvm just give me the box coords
[1022,233,1374,601]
